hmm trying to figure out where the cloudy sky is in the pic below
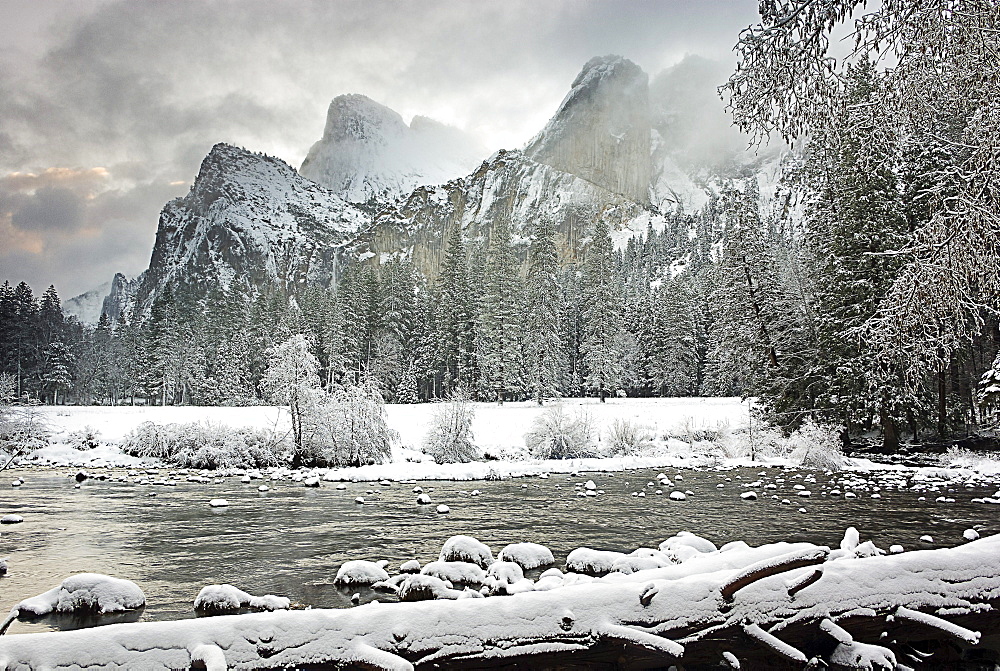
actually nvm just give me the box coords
[0,0,761,299]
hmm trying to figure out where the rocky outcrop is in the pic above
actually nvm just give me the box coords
[356,149,655,282]
[299,94,486,211]
[525,55,652,205]
[133,143,368,315]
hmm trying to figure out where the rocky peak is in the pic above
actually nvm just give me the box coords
[299,95,486,210]
[525,55,652,205]
[101,273,136,324]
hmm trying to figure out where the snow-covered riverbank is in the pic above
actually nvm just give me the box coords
[10,397,1000,478]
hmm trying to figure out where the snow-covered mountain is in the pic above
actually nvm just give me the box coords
[64,281,112,325]
[131,143,369,314]
[94,54,785,320]
[299,94,487,211]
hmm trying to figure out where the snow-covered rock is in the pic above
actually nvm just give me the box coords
[659,531,716,554]
[566,547,626,575]
[334,561,390,586]
[0,514,23,524]
[439,535,493,569]
[420,561,485,586]
[497,542,554,570]
[397,574,481,602]
[193,584,290,614]
[3,573,145,630]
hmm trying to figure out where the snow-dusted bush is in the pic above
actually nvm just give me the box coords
[67,426,102,451]
[524,404,599,459]
[718,423,784,459]
[0,373,50,467]
[786,418,844,470]
[606,418,655,456]
[422,388,479,464]
[940,446,1000,471]
[302,381,396,468]
[122,421,284,469]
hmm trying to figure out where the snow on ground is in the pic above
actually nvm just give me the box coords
[25,397,749,471]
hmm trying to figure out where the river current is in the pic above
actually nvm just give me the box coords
[1,465,998,635]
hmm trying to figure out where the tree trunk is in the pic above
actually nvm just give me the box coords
[880,405,899,452]
[937,368,948,437]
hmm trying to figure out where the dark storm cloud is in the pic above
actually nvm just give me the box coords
[0,0,761,297]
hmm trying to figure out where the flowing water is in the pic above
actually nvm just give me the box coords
[1,465,998,635]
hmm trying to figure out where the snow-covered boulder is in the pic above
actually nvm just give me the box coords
[208,499,229,508]
[193,584,290,614]
[0,558,7,576]
[421,560,486,586]
[497,542,555,570]
[610,555,669,575]
[334,560,390,586]
[565,547,626,575]
[1,514,24,524]
[482,561,535,596]
[659,531,717,554]
[439,535,494,569]
[399,559,421,574]
[397,574,482,602]
[2,573,144,632]
[416,493,432,505]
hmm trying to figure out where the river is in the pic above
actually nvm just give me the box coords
[1,464,997,635]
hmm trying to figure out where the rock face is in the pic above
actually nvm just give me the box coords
[101,273,137,324]
[299,94,486,211]
[133,143,367,314]
[358,149,655,281]
[525,56,652,205]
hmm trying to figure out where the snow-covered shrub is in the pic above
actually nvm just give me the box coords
[422,388,479,464]
[668,416,729,445]
[940,446,1000,471]
[606,418,655,456]
[786,418,844,470]
[524,404,599,459]
[302,382,396,468]
[717,423,783,459]
[0,374,50,465]
[122,421,284,469]
[67,426,102,451]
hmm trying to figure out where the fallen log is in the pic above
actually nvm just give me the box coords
[0,536,998,670]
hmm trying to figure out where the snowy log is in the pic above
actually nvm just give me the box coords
[1,537,999,669]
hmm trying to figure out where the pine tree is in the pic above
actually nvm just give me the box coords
[476,218,524,403]
[435,224,476,394]
[580,219,624,402]
[524,219,566,404]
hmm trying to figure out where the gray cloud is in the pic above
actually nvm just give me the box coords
[1,0,761,297]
